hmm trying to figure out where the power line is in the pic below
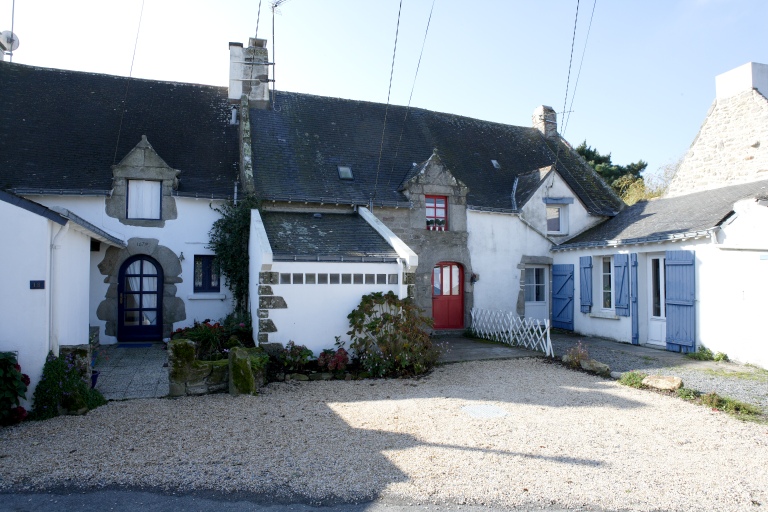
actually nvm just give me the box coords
[387,0,437,191]
[563,0,597,135]
[550,0,580,172]
[112,0,145,166]
[372,0,403,206]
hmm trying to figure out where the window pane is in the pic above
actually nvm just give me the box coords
[318,274,328,284]
[353,274,363,284]
[329,274,340,284]
[451,265,460,295]
[388,274,399,284]
[280,273,291,284]
[547,207,560,232]
[341,274,352,284]
[652,259,661,317]
[435,198,446,207]
[365,274,375,284]
[442,266,451,295]
[377,274,387,285]
[126,261,141,275]
[142,276,157,293]
[127,180,161,220]
[124,293,140,309]
[143,293,157,309]
[306,273,316,284]
[124,311,140,326]
[292,273,303,284]
[142,311,157,325]
[210,263,219,288]
[194,258,203,288]
[433,267,441,296]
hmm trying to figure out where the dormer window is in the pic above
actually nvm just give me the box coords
[542,197,573,235]
[426,195,447,231]
[127,180,161,220]
[338,166,353,180]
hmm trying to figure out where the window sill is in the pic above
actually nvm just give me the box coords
[589,311,619,320]
[188,293,226,301]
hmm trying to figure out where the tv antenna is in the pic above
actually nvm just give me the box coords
[0,31,19,61]
[270,0,293,107]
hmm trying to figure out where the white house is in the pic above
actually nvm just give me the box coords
[550,63,768,368]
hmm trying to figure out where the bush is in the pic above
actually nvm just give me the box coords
[280,341,313,372]
[713,352,730,362]
[347,291,438,378]
[31,352,106,420]
[676,387,701,401]
[0,352,30,426]
[172,313,255,361]
[563,341,589,369]
[317,338,349,373]
[686,346,714,361]
[618,371,648,388]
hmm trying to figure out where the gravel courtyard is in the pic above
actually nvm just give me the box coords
[1,358,767,511]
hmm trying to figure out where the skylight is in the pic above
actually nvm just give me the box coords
[491,159,501,169]
[338,166,353,180]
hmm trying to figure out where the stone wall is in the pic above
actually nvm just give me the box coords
[666,89,768,197]
[167,339,266,397]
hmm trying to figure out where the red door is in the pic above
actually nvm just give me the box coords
[432,262,464,329]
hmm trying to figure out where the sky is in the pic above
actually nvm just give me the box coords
[2,0,767,181]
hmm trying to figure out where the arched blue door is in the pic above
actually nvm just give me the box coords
[117,256,163,341]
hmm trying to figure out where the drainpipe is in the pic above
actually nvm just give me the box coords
[49,221,69,356]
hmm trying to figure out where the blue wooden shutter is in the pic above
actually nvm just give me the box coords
[579,256,593,313]
[552,264,574,330]
[630,253,639,344]
[614,254,630,317]
[665,250,696,353]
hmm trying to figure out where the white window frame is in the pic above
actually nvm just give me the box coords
[524,267,546,303]
[649,255,666,319]
[127,180,162,220]
[600,255,613,310]
[546,205,569,235]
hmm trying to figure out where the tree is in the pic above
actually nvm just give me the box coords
[207,196,260,314]
[576,141,649,203]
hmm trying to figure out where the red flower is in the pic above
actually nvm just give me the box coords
[21,374,30,387]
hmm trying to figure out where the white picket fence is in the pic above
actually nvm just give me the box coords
[470,308,554,357]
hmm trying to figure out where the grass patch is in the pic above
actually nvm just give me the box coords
[618,371,647,388]
[676,387,701,401]
[700,368,768,382]
[686,347,714,361]
[700,392,762,417]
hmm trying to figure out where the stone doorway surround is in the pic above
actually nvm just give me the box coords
[97,238,186,340]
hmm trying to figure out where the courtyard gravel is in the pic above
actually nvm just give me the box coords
[1,358,767,511]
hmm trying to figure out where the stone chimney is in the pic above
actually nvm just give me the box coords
[228,37,270,109]
[715,62,768,100]
[532,105,558,139]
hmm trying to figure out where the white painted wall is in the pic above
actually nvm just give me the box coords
[0,200,53,407]
[29,195,234,343]
[554,220,768,368]
[51,225,92,351]
[467,210,552,311]
[520,171,604,239]
[267,261,402,356]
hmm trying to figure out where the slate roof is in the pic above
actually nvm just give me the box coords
[261,211,399,261]
[0,62,239,198]
[249,92,622,216]
[553,180,768,250]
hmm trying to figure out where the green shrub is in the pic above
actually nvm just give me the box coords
[31,352,106,420]
[713,352,730,362]
[347,291,438,378]
[172,313,254,360]
[0,352,30,426]
[563,341,589,369]
[686,346,714,361]
[618,371,647,388]
[279,341,313,372]
[676,387,701,400]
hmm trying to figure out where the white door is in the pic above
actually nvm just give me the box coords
[524,266,548,322]
[647,255,666,346]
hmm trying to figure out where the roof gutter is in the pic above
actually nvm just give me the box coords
[551,228,716,252]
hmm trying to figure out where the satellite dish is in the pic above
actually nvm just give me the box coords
[0,31,20,52]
